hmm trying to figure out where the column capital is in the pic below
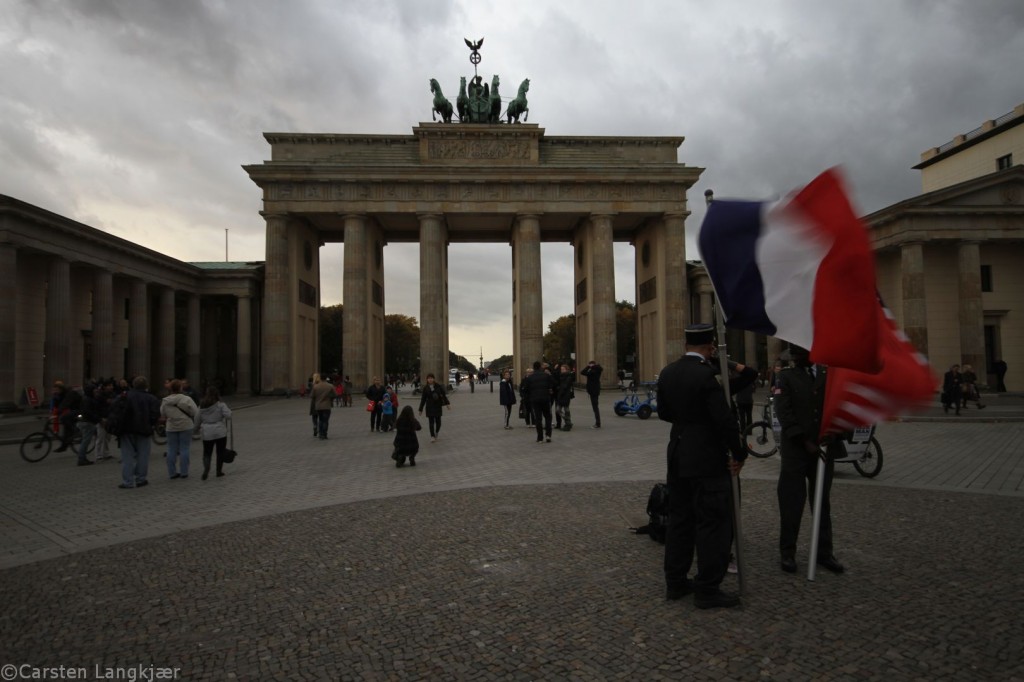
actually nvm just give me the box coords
[260,211,290,220]
[662,211,690,221]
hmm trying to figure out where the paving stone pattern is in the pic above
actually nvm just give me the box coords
[0,387,1022,680]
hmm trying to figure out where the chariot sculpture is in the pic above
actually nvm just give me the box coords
[428,38,530,124]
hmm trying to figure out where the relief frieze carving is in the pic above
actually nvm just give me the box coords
[269,181,681,205]
[427,139,530,160]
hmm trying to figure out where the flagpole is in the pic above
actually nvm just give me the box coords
[807,450,827,581]
[706,188,746,596]
[714,302,746,596]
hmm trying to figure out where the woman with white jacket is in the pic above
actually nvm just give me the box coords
[196,386,232,480]
[160,379,198,479]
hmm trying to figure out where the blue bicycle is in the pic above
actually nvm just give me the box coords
[613,382,658,420]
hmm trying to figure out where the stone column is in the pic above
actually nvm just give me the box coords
[156,287,175,382]
[901,242,928,356]
[957,241,986,377]
[513,215,543,370]
[744,331,758,367]
[663,213,688,362]
[343,214,369,389]
[591,214,618,387]
[127,279,149,379]
[766,336,785,365]
[262,214,291,393]
[418,214,449,380]
[0,243,17,411]
[236,294,253,395]
[699,290,714,324]
[186,294,201,390]
[45,257,72,388]
[92,270,113,380]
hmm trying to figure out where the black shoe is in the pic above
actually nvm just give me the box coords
[118,483,133,489]
[816,556,845,574]
[77,460,94,466]
[780,557,797,573]
[666,581,693,600]
[202,471,209,481]
[136,480,149,488]
[545,437,552,443]
[55,445,69,453]
[170,473,181,479]
[409,457,416,467]
[216,472,225,477]
[694,590,741,609]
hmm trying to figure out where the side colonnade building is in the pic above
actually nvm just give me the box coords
[0,195,261,412]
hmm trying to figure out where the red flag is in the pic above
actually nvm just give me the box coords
[820,304,938,437]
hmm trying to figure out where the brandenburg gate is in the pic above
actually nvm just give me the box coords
[245,122,702,393]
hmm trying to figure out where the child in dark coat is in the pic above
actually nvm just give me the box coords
[392,405,422,467]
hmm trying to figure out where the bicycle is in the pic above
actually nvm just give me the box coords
[743,396,780,458]
[20,414,95,463]
[742,399,885,478]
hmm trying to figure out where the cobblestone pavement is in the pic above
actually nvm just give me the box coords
[1,387,1022,680]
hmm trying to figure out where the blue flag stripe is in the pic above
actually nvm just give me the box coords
[698,200,777,335]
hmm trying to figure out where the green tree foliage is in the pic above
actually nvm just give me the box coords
[319,304,343,373]
[543,314,576,365]
[488,354,514,373]
[384,314,420,374]
[616,300,637,370]
[448,351,476,374]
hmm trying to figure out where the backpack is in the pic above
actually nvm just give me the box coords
[632,483,670,544]
[105,393,132,437]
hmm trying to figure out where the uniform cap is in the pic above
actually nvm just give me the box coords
[684,323,715,345]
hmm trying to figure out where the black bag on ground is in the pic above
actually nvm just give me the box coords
[632,483,669,544]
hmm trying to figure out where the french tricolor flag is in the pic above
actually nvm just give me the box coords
[698,168,882,374]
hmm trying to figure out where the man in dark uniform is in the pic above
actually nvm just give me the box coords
[775,344,845,575]
[522,361,555,443]
[657,323,747,609]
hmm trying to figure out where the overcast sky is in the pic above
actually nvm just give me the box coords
[2,0,1022,364]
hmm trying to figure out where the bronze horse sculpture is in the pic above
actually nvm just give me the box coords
[488,75,502,124]
[507,78,529,124]
[430,78,454,124]
[456,76,469,122]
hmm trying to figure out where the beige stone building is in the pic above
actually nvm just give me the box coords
[867,102,1023,390]
[1,124,704,409]
[0,196,261,412]
[243,124,703,392]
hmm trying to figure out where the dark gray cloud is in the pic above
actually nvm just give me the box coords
[2,0,1020,358]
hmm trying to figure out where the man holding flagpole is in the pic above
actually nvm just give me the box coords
[657,323,747,609]
[775,344,845,575]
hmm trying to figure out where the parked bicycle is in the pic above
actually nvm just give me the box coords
[742,397,884,477]
[20,414,94,463]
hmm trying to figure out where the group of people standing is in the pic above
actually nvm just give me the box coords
[656,323,844,610]
[941,363,987,414]
[49,375,232,488]
[497,360,604,443]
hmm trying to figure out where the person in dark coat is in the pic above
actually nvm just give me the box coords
[499,369,517,429]
[657,324,746,609]
[580,360,604,428]
[555,363,575,431]
[365,377,388,433]
[391,406,422,467]
[522,361,555,443]
[941,364,963,416]
[992,359,1007,393]
[417,373,450,442]
[775,344,845,576]
[117,376,162,489]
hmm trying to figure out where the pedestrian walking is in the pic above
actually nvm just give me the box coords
[522,361,555,443]
[417,374,450,442]
[310,374,334,439]
[499,369,517,429]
